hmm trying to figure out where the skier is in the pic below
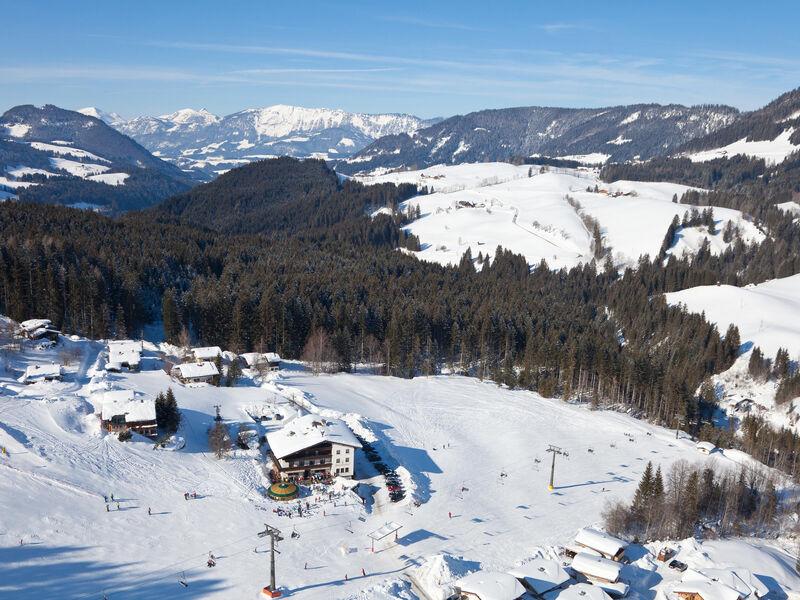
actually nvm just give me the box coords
[193,492,197,499]
[362,568,366,577]
[184,492,189,500]
[103,495,108,502]
[148,507,151,516]
[345,574,348,581]
[304,562,307,570]
[110,493,114,501]
[448,511,452,519]
[116,502,120,510]
[106,504,109,512]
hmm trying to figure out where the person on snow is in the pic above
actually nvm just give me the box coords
[106,504,109,512]
[148,507,151,516]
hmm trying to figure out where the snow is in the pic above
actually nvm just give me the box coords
[362,162,760,271]
[775,201,800,216]
[508,558,571,595]
[688,129,800,165]
[4,123,30,137]
[192,346,222,360]
[455,571,526,600]
[684,568,769,599]
[2,334,800,599]
[555,582,612,600]
[0,176,37,189]
[620,112,640,126]
[571,553,623,583]
[172,360,219,379]
[665,274,800,357]
[696,441,716,454]
[574,528,627,558]
[607,135,632,145]
[87,172,129,186]
[557,153,611,164]
[5,165,56,178]
[20,319,53,332]
[49,157,110,178]
[23,362,61,381]
[266,414,360,459]
[29,141,111,163]
[100,391,156,423]
[77,107,124,124]
[673,579,742,600]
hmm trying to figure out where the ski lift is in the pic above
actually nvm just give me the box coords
[179,571,188,587]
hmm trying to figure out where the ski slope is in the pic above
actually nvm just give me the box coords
[1,333,795,599]
[362,163,764,271]
[687,129,800,165]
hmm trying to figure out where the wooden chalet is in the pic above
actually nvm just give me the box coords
[106,340,143,372]
[24,363,62,384]
[455,571,526,600]
[100,390,157,438]
[19,319,60,343]
[673,580,743,600]
[573,527,628,561]
[266,414,360,480]
[192,346,222,362]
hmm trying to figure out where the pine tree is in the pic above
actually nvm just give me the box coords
[226,359,242,387]
[162,289,181,344]
[632,461,654,512]
[214,353,223,387]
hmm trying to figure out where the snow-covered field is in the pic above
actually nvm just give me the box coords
[687,129,800,165]
[1,334,797,599]
[361,163,764,270]
[666,274,800,359]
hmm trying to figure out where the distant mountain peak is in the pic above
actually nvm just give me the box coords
[77,106,124,125]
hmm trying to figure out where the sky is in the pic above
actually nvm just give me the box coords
[2,0,800,119]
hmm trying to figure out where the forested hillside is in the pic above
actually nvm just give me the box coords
[2,156,800,478]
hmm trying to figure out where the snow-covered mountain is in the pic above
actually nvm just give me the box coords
[679,87,800,165]
[77,106,124,126]
[0,104,193,212]
[106,105,440,179]
[338,104,740,175]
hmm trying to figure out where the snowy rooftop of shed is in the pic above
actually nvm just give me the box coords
[508,558,571,594]
[456,571,526,600]
[553,583,612,600]
[575,528,628,557]
[685,569,767,599]
[571,553,622,582]
[24,363,61,378]
[107,340,143,354]
[674,579,743,600]
[101,394,155,423]
[109,349,141,366]
[266,414,360,459]
[265,352,281,363]
[174,361,219,379]
[192,346,222,360]
[696,441,716,453]
[20,318,53,332]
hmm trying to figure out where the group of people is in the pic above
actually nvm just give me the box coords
[184,491,198,500]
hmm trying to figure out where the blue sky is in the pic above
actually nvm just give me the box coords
[3,0,799,119]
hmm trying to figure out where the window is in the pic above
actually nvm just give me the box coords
[345,448,350,453]
[336,449,341,454]
[344,457,349,462]
[336,458,340,464]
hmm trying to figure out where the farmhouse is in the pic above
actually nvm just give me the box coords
[266,414,360,480]
[507,558,571,596]
[171,361,219,384]
[573,528,628,561]
[455,571,526,600]
[24,363,62,384]
[100,390,157,438]
[192,346,222,362]
[673,580,743,600]
[571,554,629,597]
[106,340,143,371]
[19,319,60,342]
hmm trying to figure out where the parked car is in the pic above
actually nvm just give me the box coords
[668,560,688,572]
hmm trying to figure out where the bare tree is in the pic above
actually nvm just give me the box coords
[301,328,338,375]
[178,326,191,349]
[208,422,230,459]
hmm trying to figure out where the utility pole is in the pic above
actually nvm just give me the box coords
[258,523,284,598]
[546,444,568,490]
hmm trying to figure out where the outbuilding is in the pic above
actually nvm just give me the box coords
[192,346,222,362]
[554,583,612,600]
[574,528,628,562]
[24,363,62,384]
[673,580,743,600]
[571,553,629,597]
[508,558,571,596]
[19,319,60,342]
[107,340,143,371]
[696,441,716,455]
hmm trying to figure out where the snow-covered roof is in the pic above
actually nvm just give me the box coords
[684,569,767,599]
[109,349,140,366]
[266,414,360,459]
[508,558,571,594]
[173,361,219,379]
[575,528,628,557]
[554,583,612,600]
[192,346,222,360]
[108,340,143,354]
[571,553,622,583]
[265,352,281,363]
[674,579,743,600]
[455,571,526,600]
[101,392,156,423]
[239,352,261,367]
[696,441,716,453]
[24,363,61,379]
[367,521,403,540]
[20,318,53,332]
